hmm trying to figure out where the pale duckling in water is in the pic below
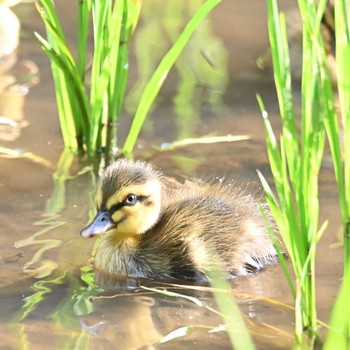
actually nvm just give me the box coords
[81,159,277,280]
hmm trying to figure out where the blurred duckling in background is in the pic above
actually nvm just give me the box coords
[81,159,277,281]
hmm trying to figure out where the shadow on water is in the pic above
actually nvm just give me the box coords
[0,0,345,349]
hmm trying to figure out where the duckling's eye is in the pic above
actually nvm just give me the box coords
[125,194,138,206]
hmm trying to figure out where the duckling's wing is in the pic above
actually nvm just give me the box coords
[143,181,277,280]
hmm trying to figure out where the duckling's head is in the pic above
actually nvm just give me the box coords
[81,159,162,239]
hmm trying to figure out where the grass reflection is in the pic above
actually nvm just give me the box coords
[11,150,101,349]
[12,266,103,349]
[14,150,76,279]
[13,272,66,322]
[126,0,229,140]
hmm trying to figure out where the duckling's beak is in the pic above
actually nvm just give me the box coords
[81,210,114,238]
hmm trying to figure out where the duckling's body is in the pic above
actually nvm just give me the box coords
[81,159,277,281]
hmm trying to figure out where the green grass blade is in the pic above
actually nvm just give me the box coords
[264,0,332,342]
[89,0,128,151]
[77,0,91,81]
[122,0,222,155]
[257,171,296,298]
[257,97,302,267]
[267,0,298,184]
[34,32,78,150]
[256,95,283,193]
[334,0,350,341]
[335,0,350,264]
[107,1,128,121]
[90,0,111,112]
[36,0,67,41]
[126,0,142,35]
[323,278,350,349]
[108,0,142,123]
[36,0,92,151]
[35,33,91,139]
[36,1,80,150]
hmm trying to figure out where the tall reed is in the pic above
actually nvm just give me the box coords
[258,0,340,345]
[35,0,222,158]
[334,0,350,284]
[36,0,140,154]
[325,0,350,345]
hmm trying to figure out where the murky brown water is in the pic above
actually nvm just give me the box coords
[0,1,344,349]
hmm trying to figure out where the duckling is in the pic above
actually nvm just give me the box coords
[81,159,277,281]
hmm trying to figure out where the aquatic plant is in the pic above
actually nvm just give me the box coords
[333,0,350,289]
[259,0,350,347]
[35,0,222,158]
[325,0,350,345]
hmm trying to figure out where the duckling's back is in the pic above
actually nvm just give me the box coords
[137,180,277,280]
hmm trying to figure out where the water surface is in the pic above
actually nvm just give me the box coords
[0,1,343,349]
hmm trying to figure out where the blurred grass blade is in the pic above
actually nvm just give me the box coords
[140,286,205,307]
[159,327,192,344]
[160,134,250,151]
[208,269,255,350]
[323,279,350,349]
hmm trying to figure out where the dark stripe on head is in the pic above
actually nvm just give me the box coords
[99,159,161,207]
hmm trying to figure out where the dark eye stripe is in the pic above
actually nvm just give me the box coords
[107,195,150,213]
[109,202,124,214]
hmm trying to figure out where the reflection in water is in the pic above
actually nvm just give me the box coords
[126,0,229,139]
[14,151,76,279]
[6,149,293,349]
[10,152,101,348]
[0,1,39,142]
[0,145,54,167]
[0,58,39,141]
[0,1,20,58]
[79,293,164,349]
